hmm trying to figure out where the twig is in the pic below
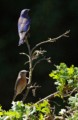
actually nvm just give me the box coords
[28,85,41,89]
[31,30,70,53]
[64,88,78,97]
[32,49,47,59]
[22,83,41,101]
[26,77,29,80]
[30,83,41,97]
[54,116,64,120]
[33,57,51,71]
[19,52,30,58]
[24,61,29,65]
[35,91,59,104]
[33,57,46,70]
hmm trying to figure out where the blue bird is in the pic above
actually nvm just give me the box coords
[18,9,30,46]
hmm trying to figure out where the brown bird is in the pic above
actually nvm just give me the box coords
[13,70,28,101]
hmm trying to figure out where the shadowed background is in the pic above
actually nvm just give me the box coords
[0,0,78,109]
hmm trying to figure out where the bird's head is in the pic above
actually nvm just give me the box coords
[20,9,30,18]
[19,70,28,78]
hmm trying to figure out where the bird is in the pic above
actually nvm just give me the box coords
[18,9,30,46]
[13,70,28,101]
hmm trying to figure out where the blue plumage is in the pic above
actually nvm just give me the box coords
[18,9,30,46]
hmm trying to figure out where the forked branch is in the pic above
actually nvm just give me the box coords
[22,30,70,102]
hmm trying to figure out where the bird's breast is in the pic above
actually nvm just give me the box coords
[16,78,27,94]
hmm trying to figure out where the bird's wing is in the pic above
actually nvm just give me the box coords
[23,20,30,33]
[14,75,21,91]
[18,17,30,33]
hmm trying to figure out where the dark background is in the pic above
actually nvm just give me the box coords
[0,0,78,110]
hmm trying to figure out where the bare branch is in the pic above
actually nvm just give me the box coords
[31,30,70,53]
[54,116,64,120]
[22,30,70,102]
[28,84,41,89]
[19,52,30,58]
[35,87,77,104]
[24,61,29,65]
[22,40,33,102]
[22,83,41,101]
[32,49,47,60]
[26,40,32,84]
[35,91,59,104]
[33,57,51,71]
[26,77,29,80]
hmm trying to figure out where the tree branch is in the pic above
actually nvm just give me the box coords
[35,91,59,104]
[19,52,30,58]
[22,40,33,102]
[28,84,41,89]
[33,57,51,71]
[31,30,70,53]
[22,30,70,102]
[22,83,41,101]
[24,61,29,65]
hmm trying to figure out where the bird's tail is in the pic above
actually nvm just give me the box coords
[18,39,24,46]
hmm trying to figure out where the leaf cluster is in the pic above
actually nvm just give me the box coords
[49,63,78,120]
[0,100,52,120]
[49,63,78,97]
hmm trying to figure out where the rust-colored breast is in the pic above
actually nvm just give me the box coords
[16,77,27,95]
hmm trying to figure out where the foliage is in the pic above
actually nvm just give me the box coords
[0,100,52,120]
[49,63,78,98]
[67,93,78,120]
[49,63,78,120]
